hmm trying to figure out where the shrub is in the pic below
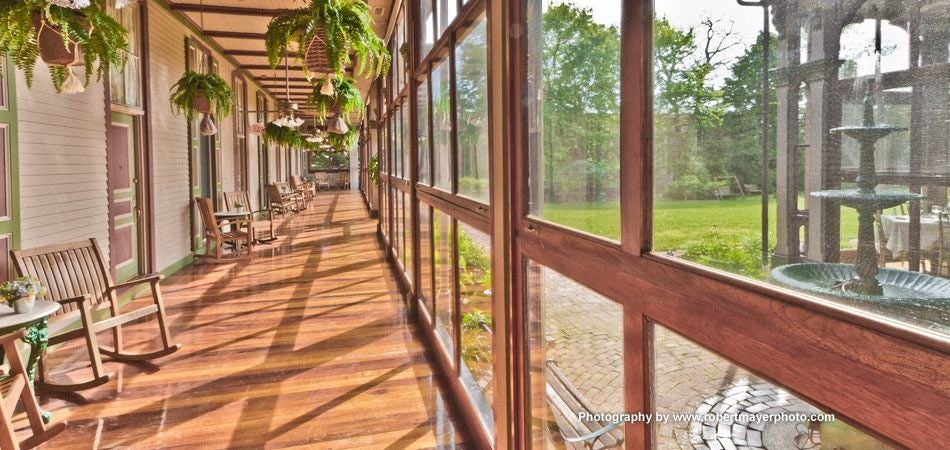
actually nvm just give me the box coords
[459,177,489,197]
[666,175,710,200]
[461,310,492,331]
[681,232,768,278]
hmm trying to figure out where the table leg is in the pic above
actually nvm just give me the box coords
[22,318,52,423]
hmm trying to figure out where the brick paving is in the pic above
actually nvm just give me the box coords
[541,270,820,449]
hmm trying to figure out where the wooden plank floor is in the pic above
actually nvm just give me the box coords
[32,192,468,449]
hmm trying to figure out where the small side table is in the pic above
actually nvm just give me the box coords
[215,210,254,248]
[0,300,62,423]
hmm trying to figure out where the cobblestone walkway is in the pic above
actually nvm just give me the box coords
[541,270,818,449]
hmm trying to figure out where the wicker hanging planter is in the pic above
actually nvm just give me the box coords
[194,90,212,115]
[304,25,333,74]
[34,14,81,67]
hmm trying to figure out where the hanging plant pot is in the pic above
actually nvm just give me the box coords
[266,1,389,80]
[304,25,333,74]
[399,42,411,71]
[194,90,212,115]
[34,14,82,67]
[169,71,233,120]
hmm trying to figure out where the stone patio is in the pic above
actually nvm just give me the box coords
[540,269,823,449]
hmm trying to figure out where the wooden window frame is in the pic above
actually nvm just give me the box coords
[0,58,7,111]
[504,1,948,449]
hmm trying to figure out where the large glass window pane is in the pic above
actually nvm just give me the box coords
[432,56,453,190]
[421,0,435,57]
[526,0,622,240]
[652,0,949,336]
[458,223,493,430]
[403,191,413,284]
[455,14,490,203]
[420,203,434,313]
[418,77,432,184]
[527,261,624,448]
[653,323,893,449]
[394,108,403,178]
[434,208,456,358]
[402,103,411,181]
[438,0,458,37]
[394,187,402,261]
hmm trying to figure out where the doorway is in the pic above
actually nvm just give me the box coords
[107,113,145,282]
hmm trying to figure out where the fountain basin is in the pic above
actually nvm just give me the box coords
[830,125,907,141]
[811,190,924,210]
[770,263,950,303]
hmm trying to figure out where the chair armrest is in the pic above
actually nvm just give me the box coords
[562,421,622,444]
[109,273,163,292]
[0,329,26,345]
[57,294,92,306]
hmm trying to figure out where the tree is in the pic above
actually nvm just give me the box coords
[455,19,489,193]
[700,33,778,190]
[540,4,620,203]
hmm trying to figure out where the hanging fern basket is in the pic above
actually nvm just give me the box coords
[194,90,212,115]
[34,15,82,67]
[304,25,333,74]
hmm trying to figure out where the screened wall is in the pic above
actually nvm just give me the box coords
[368,0,949,448]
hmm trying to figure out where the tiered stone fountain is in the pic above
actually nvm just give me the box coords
[771,82,950,302]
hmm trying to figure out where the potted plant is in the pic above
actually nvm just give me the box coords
[0,0,129,93]
[232,200,246,212]
[169,70,234,120]
[262,122,305,148]
[367,156,379,185]
[265,0,390,92]
[327,128,357,150]
[308,76,364,121]
[0,277,47,314]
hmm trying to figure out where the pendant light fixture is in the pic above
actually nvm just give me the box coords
[271,53,305,128]
[327,115,349,135]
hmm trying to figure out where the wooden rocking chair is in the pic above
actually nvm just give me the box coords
[11,239,181,393]
[278,181,307,211]
[0,330,67,449]
[223,191,278,243]
[314,172,331,191]
[266,183,298,217]
[196,197,252,262]
[291,175,314,205]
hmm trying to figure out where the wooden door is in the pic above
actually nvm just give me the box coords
[0,57,19,282]
[107,115,140,281]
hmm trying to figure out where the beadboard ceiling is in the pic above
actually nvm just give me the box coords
[165,0,395,114]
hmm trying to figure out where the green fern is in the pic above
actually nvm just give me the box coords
[0,0,128,92]
[327,129,358,150]
[262,122,305,148]
[265,0,390,79]
[308,76,364,121]
[169,71,235,120]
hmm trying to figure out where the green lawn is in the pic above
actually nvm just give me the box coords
[542,195,862,258]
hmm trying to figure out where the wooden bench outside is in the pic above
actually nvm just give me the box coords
[11,239,181,392]
[545,360,624,449]
[743,184,762,195]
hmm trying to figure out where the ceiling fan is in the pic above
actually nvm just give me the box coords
[267,53,306,128]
